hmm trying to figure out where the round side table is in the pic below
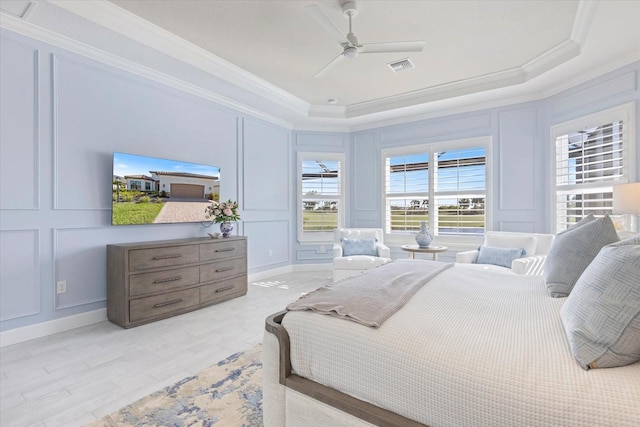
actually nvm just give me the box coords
[400,244,448,261]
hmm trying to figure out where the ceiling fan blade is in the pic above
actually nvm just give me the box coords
[359,41,425,54]
[305,4,348,45]
[314,52,345,78]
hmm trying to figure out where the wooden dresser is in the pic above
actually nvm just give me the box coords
[107,236,247,328]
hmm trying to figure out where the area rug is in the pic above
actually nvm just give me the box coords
[85,344,263,427]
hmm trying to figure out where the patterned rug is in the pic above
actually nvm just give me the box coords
[85,344,263,427]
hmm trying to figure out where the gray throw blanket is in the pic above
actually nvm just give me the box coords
[286,260,453,328]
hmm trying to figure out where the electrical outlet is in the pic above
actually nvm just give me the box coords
[56,280,67,294]
[268,249,273,257]
[319,245,326,253]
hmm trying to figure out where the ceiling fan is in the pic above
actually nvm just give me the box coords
[306,1,426,78]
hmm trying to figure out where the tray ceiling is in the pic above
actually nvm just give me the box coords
[1,0,639,129]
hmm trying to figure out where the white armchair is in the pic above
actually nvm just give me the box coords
[456,231,555,275]
[332,228,392,282]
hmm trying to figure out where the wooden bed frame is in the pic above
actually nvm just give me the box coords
[265,311,426,427]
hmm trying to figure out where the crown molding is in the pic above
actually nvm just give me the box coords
[0,12,296,129]
[48,0,310,114]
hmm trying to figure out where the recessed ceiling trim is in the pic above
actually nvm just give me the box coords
[346,67,526,118]
[40,0,597,122]
[0,0,35,19]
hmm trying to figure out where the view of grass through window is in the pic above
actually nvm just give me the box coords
[385,146,486,235]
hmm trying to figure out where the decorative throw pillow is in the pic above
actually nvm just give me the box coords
[475,245,526,268]
[341,238,378,256]
[544,215,619,297]
[558,214,595,235]
[560,234,640,369]
[484,234,537,257]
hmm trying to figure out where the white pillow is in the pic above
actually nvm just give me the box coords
[484,234,537,257]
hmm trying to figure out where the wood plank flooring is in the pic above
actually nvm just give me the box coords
[0,269,330,427]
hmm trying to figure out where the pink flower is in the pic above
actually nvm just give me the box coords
[223,208,232,216]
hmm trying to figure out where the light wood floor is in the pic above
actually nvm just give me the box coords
[0,269,331,427]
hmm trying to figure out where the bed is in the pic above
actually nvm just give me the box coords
[263,259,640,427]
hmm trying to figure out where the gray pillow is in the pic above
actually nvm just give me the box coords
[544,215,619,297]
[560,234,640,369]
[558,214,595,235]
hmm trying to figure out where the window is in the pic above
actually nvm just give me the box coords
[298,153,344,242]
[145,181,151,191]
[383,137,489,237]
[130,180,141,190]
[552,103,636,233]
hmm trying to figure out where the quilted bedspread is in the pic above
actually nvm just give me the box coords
[281,263,640,427]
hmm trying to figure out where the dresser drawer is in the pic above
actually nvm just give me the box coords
[129,288,199,323]
[129,266,199,297]
[200,258,247,282]
[129,245,199,272]
[200,275,247,305]
[200,240,246,261]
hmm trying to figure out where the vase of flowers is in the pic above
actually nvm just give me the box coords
[205,199,241,238]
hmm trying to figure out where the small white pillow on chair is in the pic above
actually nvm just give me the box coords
[484,234,537,257]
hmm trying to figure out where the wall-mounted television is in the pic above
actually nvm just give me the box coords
[112,152,220,225]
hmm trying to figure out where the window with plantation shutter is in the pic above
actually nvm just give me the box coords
[552,103,636,233]
[384,137,489,237]
[298,153,344,242]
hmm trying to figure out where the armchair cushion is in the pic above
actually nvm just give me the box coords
[340,238,378,256]
[476,245,526,268]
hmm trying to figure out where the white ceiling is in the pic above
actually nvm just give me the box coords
[1,0,639,129]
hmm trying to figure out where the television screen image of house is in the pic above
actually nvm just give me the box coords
[112,152,221,225]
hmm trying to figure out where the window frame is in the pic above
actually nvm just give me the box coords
[297,152,345,244]
[381,136,492,244]
[550,102,636,233]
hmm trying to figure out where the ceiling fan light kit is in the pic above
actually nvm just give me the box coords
[306,1,426,78]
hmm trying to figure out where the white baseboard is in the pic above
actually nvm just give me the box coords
[0,308,107,348]
[1,263,332,348]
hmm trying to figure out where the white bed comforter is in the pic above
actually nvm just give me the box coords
[282,262,640,427]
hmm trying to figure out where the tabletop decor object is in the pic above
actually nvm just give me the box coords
[415,220,432,248]
[205,199,241,237]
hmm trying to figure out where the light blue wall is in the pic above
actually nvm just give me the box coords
[1,25,638,333]
[0,30,292,331]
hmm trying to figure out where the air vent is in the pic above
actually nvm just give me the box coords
[388,58,414,73]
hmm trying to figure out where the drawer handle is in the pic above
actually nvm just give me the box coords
[215,285,235,293]
[152,254,183,260]
[152,276,183,284]
[153,299,183,308]
[215,248,235,253]
[215,266,235,272]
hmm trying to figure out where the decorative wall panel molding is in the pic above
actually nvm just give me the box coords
[499,221,536,233]
[353,133,378,213]
[499,107,537,211]
[242,119,290,211]
[0,38,39,210]
[381,113,492,144]
[552,71,636,117]
[53,227,119,310]
[295,132,345,148]
[0,229,40,321]
[244,220,290,268]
